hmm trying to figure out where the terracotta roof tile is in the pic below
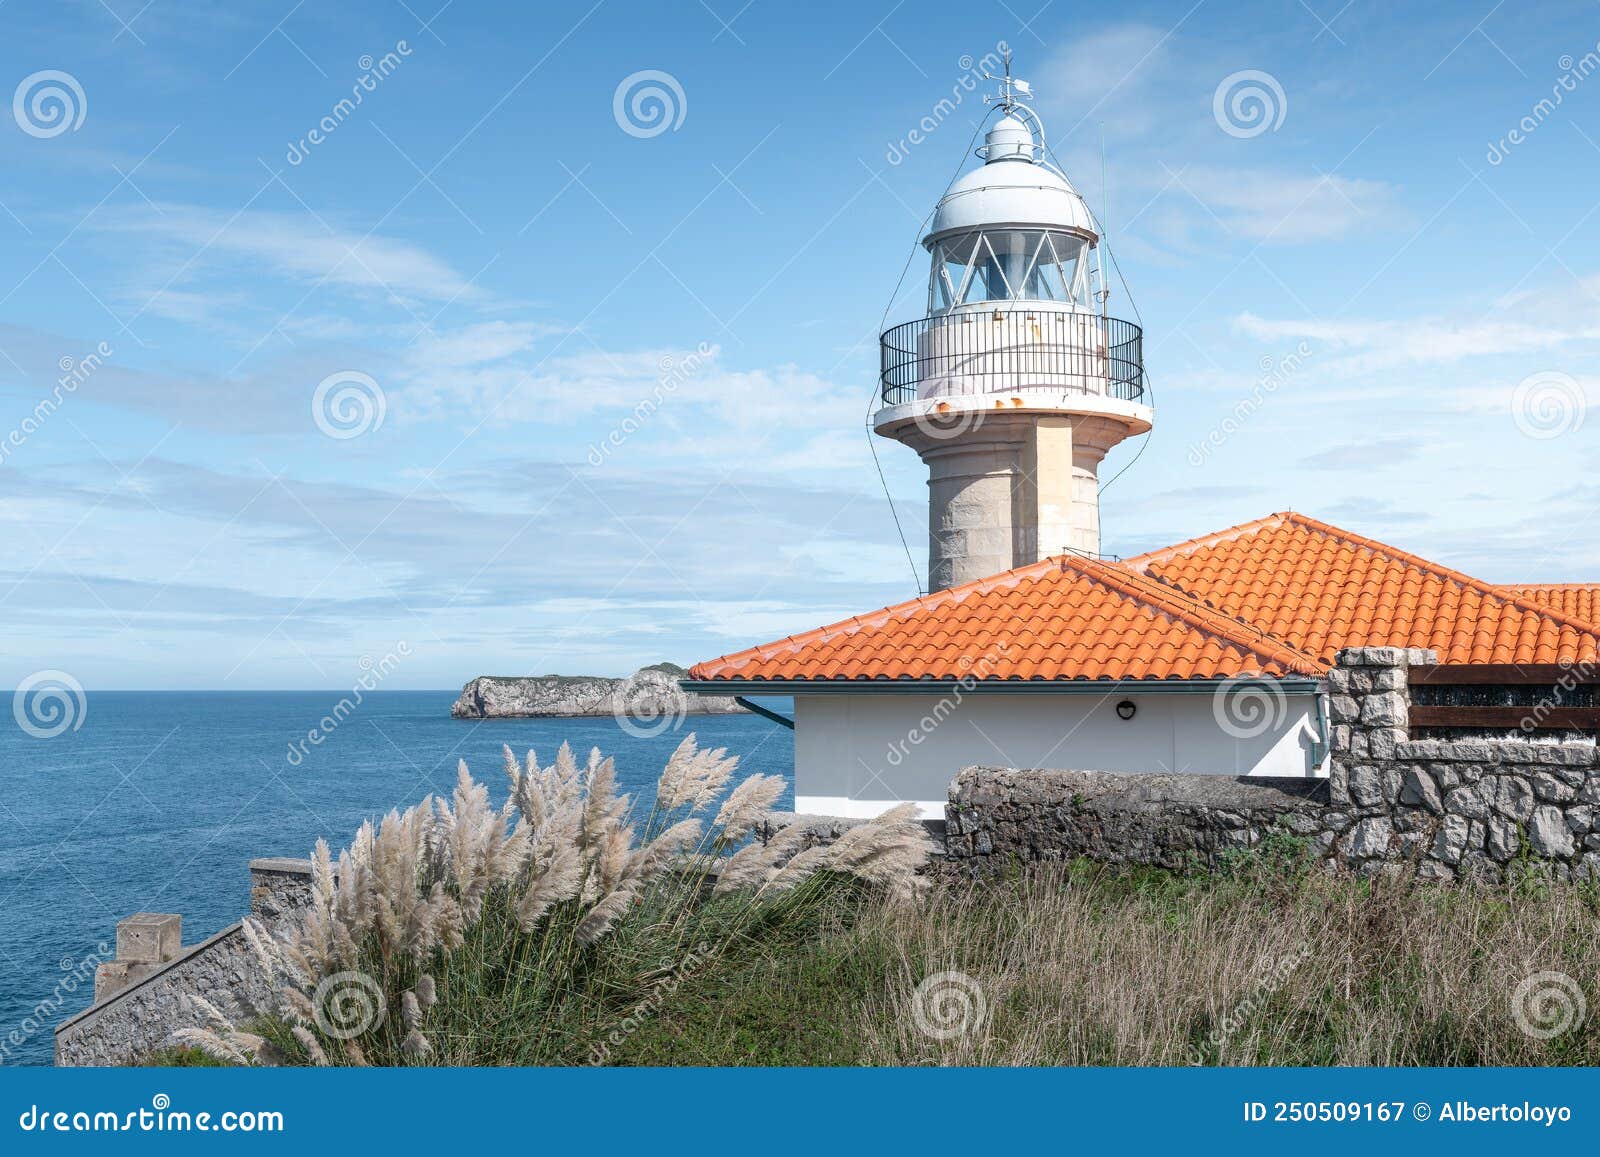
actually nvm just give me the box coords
[1126,512,1600,667]
[1497,584,1600,629]
[691,513,1600,684]
[688,552,1324,683]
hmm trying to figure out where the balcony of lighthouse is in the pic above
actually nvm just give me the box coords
[873,228,1150,438]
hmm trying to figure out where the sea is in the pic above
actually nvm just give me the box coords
[0,691,795,1067]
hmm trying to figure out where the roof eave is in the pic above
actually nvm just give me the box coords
[684,675,1326,696]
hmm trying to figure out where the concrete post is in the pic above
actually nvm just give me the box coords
[95,913,182,1003]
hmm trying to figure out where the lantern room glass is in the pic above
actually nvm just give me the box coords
[928,229,1089,312]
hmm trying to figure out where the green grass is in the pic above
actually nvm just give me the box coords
[171,843,1600,1067]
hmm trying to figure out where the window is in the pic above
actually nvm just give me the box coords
[928,229,1091,310]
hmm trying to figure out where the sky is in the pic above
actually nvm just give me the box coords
[0,0,1598,689]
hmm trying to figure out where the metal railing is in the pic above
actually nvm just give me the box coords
[879,308,1144,407]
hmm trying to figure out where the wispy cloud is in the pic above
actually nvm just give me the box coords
[94,202,483,311]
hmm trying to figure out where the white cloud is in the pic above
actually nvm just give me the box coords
[95,202,482,308]
[1173,166,1395,243]
[1234,281,1600,384]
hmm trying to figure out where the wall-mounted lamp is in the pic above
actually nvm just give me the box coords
[1115,700,1137,721]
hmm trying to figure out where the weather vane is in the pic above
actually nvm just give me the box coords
[982,48,1033,113]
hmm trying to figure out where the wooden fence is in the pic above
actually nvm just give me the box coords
[1407,663,1600,731]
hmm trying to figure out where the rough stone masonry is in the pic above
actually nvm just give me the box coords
[947,647,1600,881]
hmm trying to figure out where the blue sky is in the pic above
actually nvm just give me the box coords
[1,0,1598,689]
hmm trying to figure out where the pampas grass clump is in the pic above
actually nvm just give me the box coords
[174,735,928,1066]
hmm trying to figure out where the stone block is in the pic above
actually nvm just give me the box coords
[1528,806,1576,859]
[1577,853,1600,882]
[1361,647,1406,667]
[1399,768,1442,814]
[1444,740,1491,763]
[1360,692,1407,727]
[116,913,181,966]
[1444,784,1489,820]
[1433,815,1470,865]
[1430,762,1461,791]
[1371,667,1406,691]
[1485,775,1534,823]
[1485,817,1519,862]
[1533,772,1578,803]
[1349,765,1386,808]
[1344,817,1392,859]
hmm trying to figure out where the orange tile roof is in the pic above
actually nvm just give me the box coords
[1497,584,1600,629]
[1126,512,1600,667]
[688,552,1325,683]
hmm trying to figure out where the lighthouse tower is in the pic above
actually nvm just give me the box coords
[874,64,1152,592]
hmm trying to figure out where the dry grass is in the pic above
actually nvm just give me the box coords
[849,857,1600,1066]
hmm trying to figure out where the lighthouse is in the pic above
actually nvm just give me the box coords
[874,64,1151,591]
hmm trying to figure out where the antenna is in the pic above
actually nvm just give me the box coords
[982,48,1032,114]
[1100,121,1108,236]
[1097,120,1111,317]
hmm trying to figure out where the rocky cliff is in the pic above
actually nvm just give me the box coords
[450,662,745,720]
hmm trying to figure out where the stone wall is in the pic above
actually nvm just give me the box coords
[946,647,1600,881]
[945,767,1324,868]
[54,859,314,1067]
[1328,647,1600,881]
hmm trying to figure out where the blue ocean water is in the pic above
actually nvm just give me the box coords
[0,691,794,1067]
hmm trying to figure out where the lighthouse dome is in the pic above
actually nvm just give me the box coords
[926,157,1098,246]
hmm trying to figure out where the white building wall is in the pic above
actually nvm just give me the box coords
[792,691,1325,818]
